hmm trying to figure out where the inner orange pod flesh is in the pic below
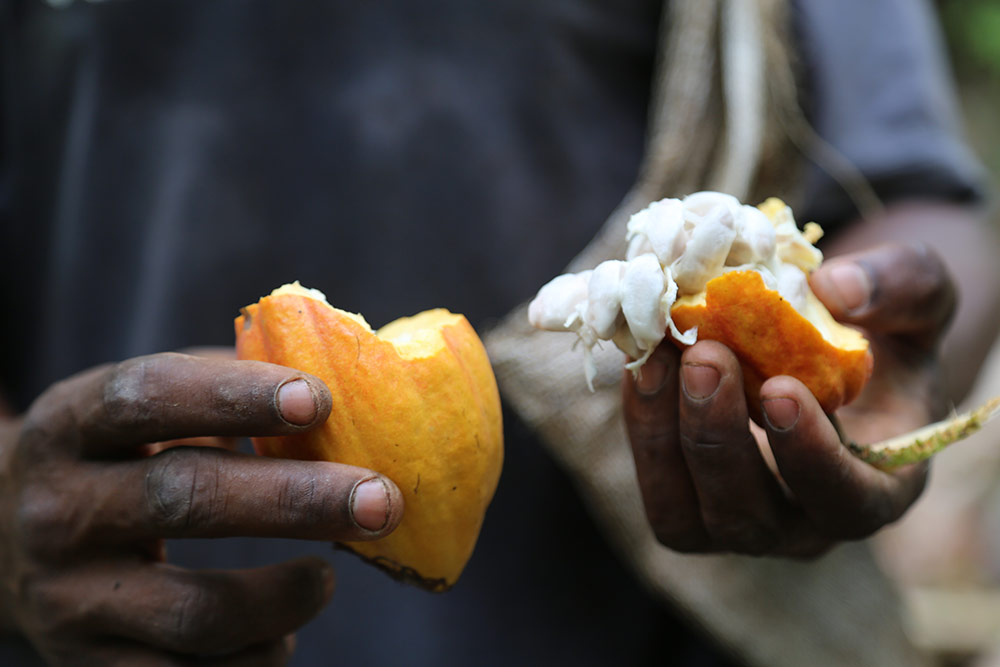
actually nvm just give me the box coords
[669,270,872,414]
[235,285,503,592]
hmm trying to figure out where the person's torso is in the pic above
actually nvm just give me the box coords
[1,2,746,665]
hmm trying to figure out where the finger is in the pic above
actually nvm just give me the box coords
[146,436,242,455]
[38,447,404,548]
[678,341,787,554]
[622,343,710,551]
[761,375,927,539]
[37,558,327,657]
[22,352,332,458]
[809,242,955,346]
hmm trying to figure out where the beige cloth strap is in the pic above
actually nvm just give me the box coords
[484,1,928,664]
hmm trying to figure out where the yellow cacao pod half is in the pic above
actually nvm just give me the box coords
[235,282,504,591]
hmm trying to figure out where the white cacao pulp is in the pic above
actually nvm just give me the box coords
[528,191,823,388]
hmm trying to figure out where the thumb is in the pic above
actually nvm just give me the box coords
[809,242,956,347]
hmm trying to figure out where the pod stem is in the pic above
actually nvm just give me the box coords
[836,396,1000,471]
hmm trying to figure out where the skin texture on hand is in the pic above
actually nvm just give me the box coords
[623,201,1000,557]
[0,352,404,665]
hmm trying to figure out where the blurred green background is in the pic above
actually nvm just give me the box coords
[939,0,1000,180]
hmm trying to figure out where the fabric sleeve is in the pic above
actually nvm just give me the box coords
[792,0,988,226]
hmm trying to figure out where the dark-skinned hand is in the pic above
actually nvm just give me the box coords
[623,242,953,557]
[0,353,403,665]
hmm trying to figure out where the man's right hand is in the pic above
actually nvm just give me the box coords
[0,352,404,665]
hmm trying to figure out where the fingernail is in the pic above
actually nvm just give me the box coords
[351,478,390,532]
[827,262,871,313]
[636,357,668,396]
[277,379,318,426]
[763,397,800,431]
[682,363,720,400]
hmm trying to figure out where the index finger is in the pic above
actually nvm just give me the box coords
[24,352,332,458]
[129,447,403,541]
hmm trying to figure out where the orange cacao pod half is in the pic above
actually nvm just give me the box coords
[235,282,504,591]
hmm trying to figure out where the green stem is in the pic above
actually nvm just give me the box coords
[843,396,1000,471]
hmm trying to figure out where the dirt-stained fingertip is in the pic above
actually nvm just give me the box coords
[276,379,319,426]
[635,355,669,396]
[762,397,800,431]
[681,362,721,401]
[349,476,404,538]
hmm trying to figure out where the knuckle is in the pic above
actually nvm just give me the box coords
[144,448,221,534]
[25,376,80,426]
[893,242,956,329]
[101,356,166,432]
[101,353,193,433]
[276,472,329,528]
[10,418,59,469]
[15,485,79,559]
[626,425,675,460]
[912,245,953,304]
[19,386,88,460]
[679,417,756,451]
[678,432,733,465]
[624,399,674,442]
[17,363,111,459]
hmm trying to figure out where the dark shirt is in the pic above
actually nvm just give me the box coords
[0,0,983,664]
